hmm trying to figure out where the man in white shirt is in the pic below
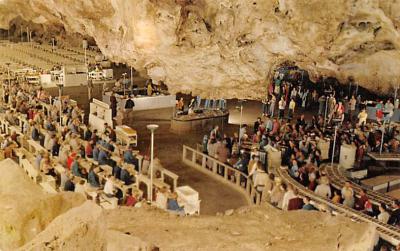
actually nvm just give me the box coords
[278,97,286,119]
[378,203,390,223]
[282,184,296,211]
[104,175,115,197]
[314,176,331,199]
[288,99,296,120]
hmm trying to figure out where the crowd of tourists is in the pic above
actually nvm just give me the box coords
[0,80,186,215]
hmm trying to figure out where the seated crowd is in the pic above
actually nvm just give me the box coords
[0,81,187,215]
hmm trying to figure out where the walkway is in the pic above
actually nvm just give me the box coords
[132,109,248,215]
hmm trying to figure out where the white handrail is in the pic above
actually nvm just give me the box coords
[182,145,260,205]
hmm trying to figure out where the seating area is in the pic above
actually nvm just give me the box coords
[0,78,199,216]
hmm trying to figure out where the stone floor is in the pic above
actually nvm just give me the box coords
[130,107,248,215]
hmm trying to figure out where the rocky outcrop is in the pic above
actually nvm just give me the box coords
[0,159,86,250]
[20,202,378,251]
[1,0,400,97]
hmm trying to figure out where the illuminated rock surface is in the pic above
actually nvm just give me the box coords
[1,0,400,97]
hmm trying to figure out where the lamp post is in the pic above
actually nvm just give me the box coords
[380,120,386,154]
[130,66,133,88]
[331,125,338,167]
[122,73,127,96]
[56,79,63,127]
[237,99,246,146]
[5,62,10,87]
[147,124,159,204]
[323,95,329,131]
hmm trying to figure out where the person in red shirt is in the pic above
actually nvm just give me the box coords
[125,189,138,207]
[355,189,368,211]
[67,152,77,170]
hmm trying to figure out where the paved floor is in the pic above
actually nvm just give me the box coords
[130,108,248,215]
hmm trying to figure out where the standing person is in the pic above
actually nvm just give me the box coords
[349,95,357,122]
[301,89,308,108]
[288,98,296,121]
[358,108,368,126]
[341,181,355,208]
[109,93,118,118]
[376,100,384,123]
[269,94,276,117]
[254,117,261,133]
[278,97,286,120]
[318,95,326,116]
[384,99,394,121]
[262,94,269,116]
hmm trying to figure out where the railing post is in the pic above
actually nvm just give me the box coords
[182,146,187,162]
[256,191,261,205]
[192,149,196,163]
[224,165,228,179]
[246,178,251,194]
[212,161,218,173]
[202,156,206,169]
[235,172,240,186]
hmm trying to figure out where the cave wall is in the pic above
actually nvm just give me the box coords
[1,0,400,98]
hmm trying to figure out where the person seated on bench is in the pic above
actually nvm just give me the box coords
[92,144,99,162]
[155,187,169,210]
[103,175,116,197]
[64,174,75,192]
[67,152,77,170]
[98,148,109,165]
[40,154,56,177]
[34,150,44,170]
[31,123,40,141]
[125,189,138,207]
[74,179,86,195]
[120,166,134,185]
[71,155,84,178]
[85,140,94,158]
[123,146,135,164]
[112,161,122,178]
[88,165,100,188]
[167,192,185,216]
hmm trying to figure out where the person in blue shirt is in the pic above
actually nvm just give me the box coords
[167,192,185,216]
[112,163,121,178]
[302,197,318,211]
[123,147,135,164]
[98,149,108,165]
[34,151,43,170]
[71,156,83,178]
[120,167,133,185]
[88,165,100,187]
[92,145,99,161]
[31,124,40,141]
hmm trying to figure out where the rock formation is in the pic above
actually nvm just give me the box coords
[20,202,378,251]
[0,159,86,250]
[0,0,400,97]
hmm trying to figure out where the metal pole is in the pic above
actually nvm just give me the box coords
[26,27,29,42]
[380,120,385,154]
[238,102,243,146]
[146,124,158,204]
[122,73,127,96]
[150,129,154,203]
[130,66,133,88]
[323,96,328,130]
[20,26,22,42]
[58,85,62,127]
[84,47,87,67]
[331,125,338,166]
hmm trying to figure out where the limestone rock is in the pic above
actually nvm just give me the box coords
[0,0,400,97]
[0,159,86,250]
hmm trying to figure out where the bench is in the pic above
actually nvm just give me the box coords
[21,159,40,183]
[40,182,57,194]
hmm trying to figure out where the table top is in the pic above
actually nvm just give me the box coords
[367,152,400,161]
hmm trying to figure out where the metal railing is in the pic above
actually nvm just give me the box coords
[182,145,260,205]
[276,165,400,246]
